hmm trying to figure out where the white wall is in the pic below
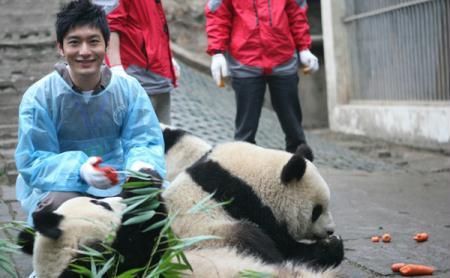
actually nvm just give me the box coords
[321,0,450,150]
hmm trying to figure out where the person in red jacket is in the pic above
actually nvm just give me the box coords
[102,0,180,125]
[206,0,318,155]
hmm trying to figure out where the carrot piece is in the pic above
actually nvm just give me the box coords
[413,233,429,242]
[382,233,391,243]
[371,236,380,242]
[392,263,406,272]
[399,264,434,276]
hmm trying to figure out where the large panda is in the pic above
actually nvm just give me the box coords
[162,126,344,269]
[18,196,336,278]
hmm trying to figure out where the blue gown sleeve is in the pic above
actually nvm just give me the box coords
[15,88,89,192]
[121,81,166,178]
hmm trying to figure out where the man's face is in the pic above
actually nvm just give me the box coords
[58,25,106,79]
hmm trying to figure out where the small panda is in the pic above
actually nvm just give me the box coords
[162,126,344,269]
[17,186,168,278]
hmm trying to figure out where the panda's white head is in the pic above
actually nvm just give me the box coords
[194,142,335,241]
[25,197,125,278]
[278,151,335,240]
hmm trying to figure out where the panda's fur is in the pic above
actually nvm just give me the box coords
[17,183,168,278]
[17,196,337,277]
[17,183,336,277]
[183,247,337,277]
[161,123,212,181]
[162,126,344,269]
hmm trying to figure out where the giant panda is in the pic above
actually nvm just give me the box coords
[162,126,344,269]
[18,196,336,278]
[17,179,168,278]
[17,178,336,277]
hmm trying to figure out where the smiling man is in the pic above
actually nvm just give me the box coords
[15,0,166,228]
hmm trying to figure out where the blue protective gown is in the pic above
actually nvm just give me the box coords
[15,71,166,224]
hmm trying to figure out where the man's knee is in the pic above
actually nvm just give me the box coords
[35,192,84,213]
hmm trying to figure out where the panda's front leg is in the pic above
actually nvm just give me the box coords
[287,235,344,269]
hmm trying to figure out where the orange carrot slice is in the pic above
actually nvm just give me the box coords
[371,236,380,242]
[413,233,429,242]
[392,263,407,272]
[399,264,434,276]
[382,233,391,243]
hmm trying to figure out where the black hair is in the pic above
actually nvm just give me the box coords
[55,0,110,47]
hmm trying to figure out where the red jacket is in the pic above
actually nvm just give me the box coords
[205,0,312,76]
[107,0,176,86]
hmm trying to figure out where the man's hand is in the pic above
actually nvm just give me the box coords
[80,157,118,189]
[128,161,163,187]
[299,49,319,73]
[211,53,229,87]
[110,65,129,77]
[172,58,181,80]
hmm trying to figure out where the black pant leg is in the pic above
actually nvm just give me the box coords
[267,73,307,152]
[231,76,267,144]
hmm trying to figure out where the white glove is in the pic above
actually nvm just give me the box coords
[80,157,118,189]
[299,49,319,73]
[211,53,229,87]
[110,65,129,77]
[172,58,181,80]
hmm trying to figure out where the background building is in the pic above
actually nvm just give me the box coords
[322,0,449,149]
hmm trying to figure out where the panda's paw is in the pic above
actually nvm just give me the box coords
[312,235,344,268]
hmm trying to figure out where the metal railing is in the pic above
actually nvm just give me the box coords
[343,0,449,102]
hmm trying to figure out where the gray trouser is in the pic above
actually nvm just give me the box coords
[231,73,307,153]
[149,93,171,125]
[34,192,86,213]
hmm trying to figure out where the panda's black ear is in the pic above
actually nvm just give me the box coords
[32,211,63,240]
[295,144,314,162]
[162,126,187,153]
[281,153,307,185]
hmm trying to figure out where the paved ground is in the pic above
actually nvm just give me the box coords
[1,62,449,277]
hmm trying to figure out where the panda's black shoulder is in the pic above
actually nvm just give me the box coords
[162,127,188,153]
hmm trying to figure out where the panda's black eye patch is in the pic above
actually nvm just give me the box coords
[90,200,113,211]
[311,205,323,222]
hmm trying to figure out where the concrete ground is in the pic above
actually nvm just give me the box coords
[1,62,449,277]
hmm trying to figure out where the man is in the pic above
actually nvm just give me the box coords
[105,0,180,125]
[206,0,319,155]
[15,0,165,226]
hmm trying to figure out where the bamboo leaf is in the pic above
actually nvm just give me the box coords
[116,267,144,278]
[123,211,156,226]
[122,195,152,215]
[97,256,116,277]
[169,235,221,250]
[186,192,216,214]
[141,218,168,232]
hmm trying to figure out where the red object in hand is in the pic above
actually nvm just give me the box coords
[92,158,118,185]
